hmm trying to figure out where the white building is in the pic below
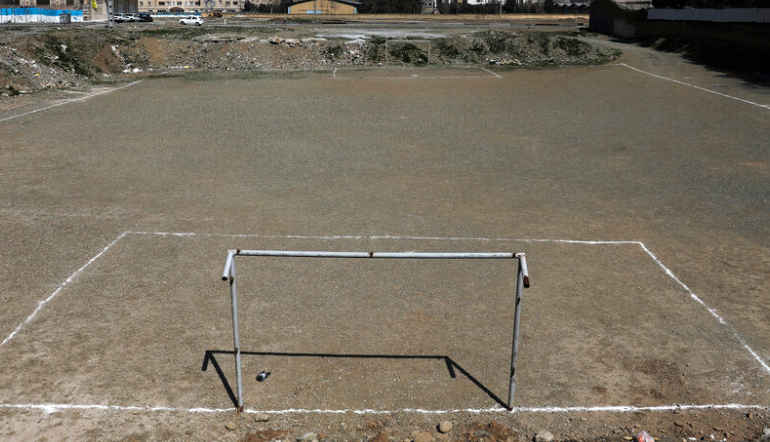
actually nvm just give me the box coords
[138,0,242,12]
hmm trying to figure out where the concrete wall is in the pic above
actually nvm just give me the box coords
[288,0,356,14]
[590,2,770,74]
[0,7,83,22]
[1,0,133,16]
[640,19,770,52]
[589,0,645,36]
[612,15,636,37]
[647,8,770,23]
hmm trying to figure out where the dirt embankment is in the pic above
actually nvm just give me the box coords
[0,27,619,96]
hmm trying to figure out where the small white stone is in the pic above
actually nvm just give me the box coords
[253,413,270,422]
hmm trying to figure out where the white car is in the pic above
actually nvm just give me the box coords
[179,16,203,25]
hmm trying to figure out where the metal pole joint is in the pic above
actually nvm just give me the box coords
[515,253,530,288]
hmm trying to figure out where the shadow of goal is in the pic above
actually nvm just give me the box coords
[210,249,530,412]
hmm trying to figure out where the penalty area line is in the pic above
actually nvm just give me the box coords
[3,229,766,385]
[479,67,503,79]
[614,63,770,111]
[0,81,143,124]
[125,231,639,244]
[0,402,766,415]
[637,242,770,375]
[0,231,129,347]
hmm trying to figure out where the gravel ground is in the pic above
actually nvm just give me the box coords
[1,22,768,442]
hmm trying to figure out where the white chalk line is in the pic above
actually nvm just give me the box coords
[615,63,770,111]
[0,402,766,416]
[0,231,128,347]
[335,75,498,81]
[0,81,143,124]
[637,242,770,375]
[330,66,501,81]
[479,67,503,79]
[126,230,638,245]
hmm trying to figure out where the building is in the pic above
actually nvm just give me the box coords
[589,0,651,37]
[3,0,134,17]
[287,0,359,14]
[137,0,241,12]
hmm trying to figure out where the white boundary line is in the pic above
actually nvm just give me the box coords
[0,231,128,347]
[127,231,639,244]
[479,67,503,79]
[334,75,497,81]
[638,242,770,374]
[2,230,768,415]
[0,402,766,415]
[615,63,770,111]
[0,81,143,124]
[330,67,500,81]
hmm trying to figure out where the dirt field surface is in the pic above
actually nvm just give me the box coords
[0,32,769,441]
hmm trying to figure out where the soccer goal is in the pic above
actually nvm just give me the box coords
[217,249,530,411]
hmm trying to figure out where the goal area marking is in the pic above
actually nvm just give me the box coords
[1,230,767,415]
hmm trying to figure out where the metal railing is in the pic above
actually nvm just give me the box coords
[220,249,530,411]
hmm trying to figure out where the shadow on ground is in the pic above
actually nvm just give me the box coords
[202,350,513,410]
[611,35,770,87]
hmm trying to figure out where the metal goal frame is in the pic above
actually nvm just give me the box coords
[220,249,530,411]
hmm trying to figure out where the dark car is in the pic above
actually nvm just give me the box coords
[136,12,153,21]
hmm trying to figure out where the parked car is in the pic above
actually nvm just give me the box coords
[136,12,153,22]
[179,16,204,25]
[112,13,142,23]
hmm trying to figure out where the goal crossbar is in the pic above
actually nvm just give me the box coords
[218,249,530,412]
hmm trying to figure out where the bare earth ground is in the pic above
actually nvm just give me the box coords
[0,32,769,441]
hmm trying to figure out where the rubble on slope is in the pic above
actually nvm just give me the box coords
[0,27,620,97]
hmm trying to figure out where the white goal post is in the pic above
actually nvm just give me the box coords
[220,249,530,411]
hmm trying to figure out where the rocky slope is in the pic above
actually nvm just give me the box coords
[1,27,619,96]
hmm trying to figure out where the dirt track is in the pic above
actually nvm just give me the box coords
[0,30,769,441]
